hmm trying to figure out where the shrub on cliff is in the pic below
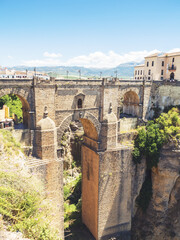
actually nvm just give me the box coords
[0,130,59,240]
[133,107,180,211]
[133,107,180,169]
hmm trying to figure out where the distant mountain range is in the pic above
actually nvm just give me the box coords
[10,61,143,78]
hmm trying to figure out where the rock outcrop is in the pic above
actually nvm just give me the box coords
[132,141,180,240]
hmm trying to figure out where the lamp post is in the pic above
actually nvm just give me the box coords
[66,70,69,79]
[34,67,36,76]
[114,70,117,78]
[100,71,102,79]
[78,69,81,79]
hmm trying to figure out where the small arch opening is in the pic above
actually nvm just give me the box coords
[77,98,83,109]
[122,90,140,117]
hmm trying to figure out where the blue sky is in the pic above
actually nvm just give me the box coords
[1,0,180,68]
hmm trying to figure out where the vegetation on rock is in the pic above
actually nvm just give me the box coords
[61,124,83,232]
[133,107,180,211]
[0,130,59,240]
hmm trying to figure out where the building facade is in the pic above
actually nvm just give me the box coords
[134,51,180,81]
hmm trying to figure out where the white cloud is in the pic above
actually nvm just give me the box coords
[43,52,62,58]
[167,48,180,53]
[66,50,160,68]
[22,49,161,68]
[8,55,13,59]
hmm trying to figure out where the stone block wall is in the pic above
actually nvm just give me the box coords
[119,118,138,132]
[98,148,133,240]
[82,144,99,240]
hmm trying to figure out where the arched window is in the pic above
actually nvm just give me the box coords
[77,98,82,109]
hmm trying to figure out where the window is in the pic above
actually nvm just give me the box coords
[135,70,137,75]
[161,77,163,80]
[77,99,82,109]
[147,61,149,67]
[162,61,164,67]
[138,70,139,75]
[161,70,163,75]
[172,58,175,63]
[152,61,154,66]
[141,70,142,75]
[148,77,151,80]
[148,69,151,75]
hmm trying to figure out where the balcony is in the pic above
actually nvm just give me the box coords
[168,64,176,71]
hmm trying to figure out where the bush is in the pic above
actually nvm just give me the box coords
[0,130,59,240]
[64,173,82,229]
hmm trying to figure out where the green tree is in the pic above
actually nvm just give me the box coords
[0,94,22,122]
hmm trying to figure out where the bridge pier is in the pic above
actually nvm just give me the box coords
[35,107,64,239]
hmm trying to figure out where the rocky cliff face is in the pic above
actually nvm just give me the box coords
[132,141,180,240]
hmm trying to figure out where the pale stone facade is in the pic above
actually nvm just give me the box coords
[134,51,180,81]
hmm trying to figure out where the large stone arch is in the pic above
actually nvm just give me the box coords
[57,111,101,146]
[0,88,30,102]
[123,90,140,117]
[0,88,32,128]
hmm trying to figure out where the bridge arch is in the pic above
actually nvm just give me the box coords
[57,111,101,146]
[123,90,140,117]
[0,88,31,128]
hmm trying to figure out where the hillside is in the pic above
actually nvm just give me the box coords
[0,130,60,240]
[9,62,143,79]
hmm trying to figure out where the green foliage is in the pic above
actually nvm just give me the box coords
[133,108,180,169]
[1,130,21,155]
[64,173,82,229]
[0,94,22,122]
[0,171,59,239]
[0,130,60,239]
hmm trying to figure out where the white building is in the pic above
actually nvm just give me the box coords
[0,67,49,80]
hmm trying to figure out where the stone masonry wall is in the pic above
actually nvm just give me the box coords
[98,148,133,240]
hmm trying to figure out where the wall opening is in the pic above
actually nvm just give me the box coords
[170,72,174,80]
[77,98,83,109]
[0,94,30,129]
[122,90,140,117]
[59,118,99,240]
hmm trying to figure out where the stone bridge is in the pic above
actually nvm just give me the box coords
[0,77,180,240]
